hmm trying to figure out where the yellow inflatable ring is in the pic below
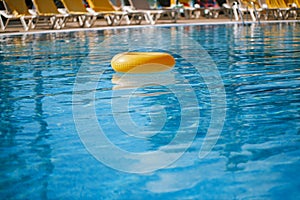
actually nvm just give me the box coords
[111,52,175,73]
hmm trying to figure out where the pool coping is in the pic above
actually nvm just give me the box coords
[0,19,299,37]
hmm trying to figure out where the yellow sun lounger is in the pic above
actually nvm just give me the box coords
[285,0,300,7]
[264,0,292,19]
[86,0,132,25]
[0,0,36,31]
[32,0,69,29]
[86,0,144,25]
[60,0,100,27]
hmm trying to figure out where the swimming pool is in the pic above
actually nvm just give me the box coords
[1,22,299,199]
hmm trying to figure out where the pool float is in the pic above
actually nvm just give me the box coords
[111,52,175,73]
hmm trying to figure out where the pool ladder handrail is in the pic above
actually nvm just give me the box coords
[233,0,261,24]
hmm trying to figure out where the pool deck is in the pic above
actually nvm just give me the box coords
[1,15,299,36]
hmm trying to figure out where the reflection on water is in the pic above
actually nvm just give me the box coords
[0,23,299,198]
[112,72,176,90]
[96,70,194,151]
[0,31,93,198]
[111,72,177,139]
[145,23,300,195]
[139,23,299,194]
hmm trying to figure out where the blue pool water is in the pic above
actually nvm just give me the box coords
[1,23,300,199]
